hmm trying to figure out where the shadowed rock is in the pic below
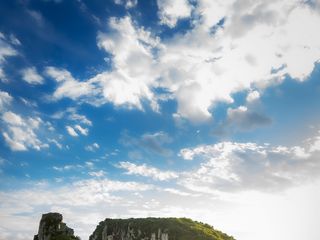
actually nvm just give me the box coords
[33,212,79,240]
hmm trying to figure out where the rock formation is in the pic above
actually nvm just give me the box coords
[34,213,235,240]
[33,212,79,240]
[89,217,235,240]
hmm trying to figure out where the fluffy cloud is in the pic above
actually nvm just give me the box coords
[85,142,99,152]
[95,16,160,110]
[46,1,320,123]
[246,90,260,102]
[45,66,103,103]
[66,126,78,137]
[117,161,179,181]
[66,124,89,137]
[157,0,193,27]
[179,131,320,192]
[0,90,12,111]
[1,111,48,151]
[157,1,320,122]
[0,32,18,82]
[74,124,89,136]
[21,67,44,85]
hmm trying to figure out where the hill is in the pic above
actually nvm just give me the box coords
[89,217,235,240]
[33,213,235,240]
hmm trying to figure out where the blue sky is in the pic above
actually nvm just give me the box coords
[1,0,320,240]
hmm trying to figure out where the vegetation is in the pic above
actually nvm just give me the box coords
[51,235,80,240]
[90,217,235,240]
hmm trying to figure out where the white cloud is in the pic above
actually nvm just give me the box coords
[163,188,198,197]
[157,0,193,28]
[310,131,320,152]
[0,32,18,82]
[246,90,260,102]
[117,161,178,181]
[88,170,106,177]
[9,34,21,46]
[45,66,102,103]
[85,142,99,152]
[1,112,48,151]
[95,16,160,110]
[46,1,320,123]
[21,67,44,85]
[66,126,78,137]
[74,124,88,136]
[114,0,137,9]
[52,107,92,126]
[2,111,24,125]
[48,138,62,149]
[53,165,82,172]
[0,90,12,111]
[178,130,320,192]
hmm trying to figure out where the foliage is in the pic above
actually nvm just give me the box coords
[89,217,235,240]
[51,235,80,240]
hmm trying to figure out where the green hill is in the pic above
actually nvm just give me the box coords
[89,217,235,240]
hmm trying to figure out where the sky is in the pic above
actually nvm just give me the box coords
[0,0,320,239]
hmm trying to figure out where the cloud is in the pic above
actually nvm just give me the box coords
[74,124,89,136]
[66,124,88,137]
[226,106,272,131]
[52,107,92,126]
[117,161,179,181]
[85,142,99,152]
[21,67,44,85]
[26,10,44,26]
[48,138,62,149]
[53,164,82,172]
[246,90,260,102]
[114,0,137,9]
[157,0,193,28]
[0,90,12,111]
[45,1,320,123]
[45,66,102,103]
[53,161,96,173]
[46,16,160,110]
[0,32,18,82]
[120,131,173,156]
[95,16,160,110]
[88,170,106,177]
[66,126,78,137]
[179,130,320,192]
[1,111,48,151]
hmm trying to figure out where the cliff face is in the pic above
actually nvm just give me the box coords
[33,213,78,240]
[33,213,235,240]
[89,218,235,240]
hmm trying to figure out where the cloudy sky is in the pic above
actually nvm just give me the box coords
[1,0,320,239]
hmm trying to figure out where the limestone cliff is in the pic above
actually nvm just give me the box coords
[33,213,235,240]
[33,213,79,240]
[89,218,235,240]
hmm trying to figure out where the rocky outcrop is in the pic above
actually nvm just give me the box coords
[33,213,78,240]
[34,213,235,240]
[89,218,235,240]
[93,223,169,240]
